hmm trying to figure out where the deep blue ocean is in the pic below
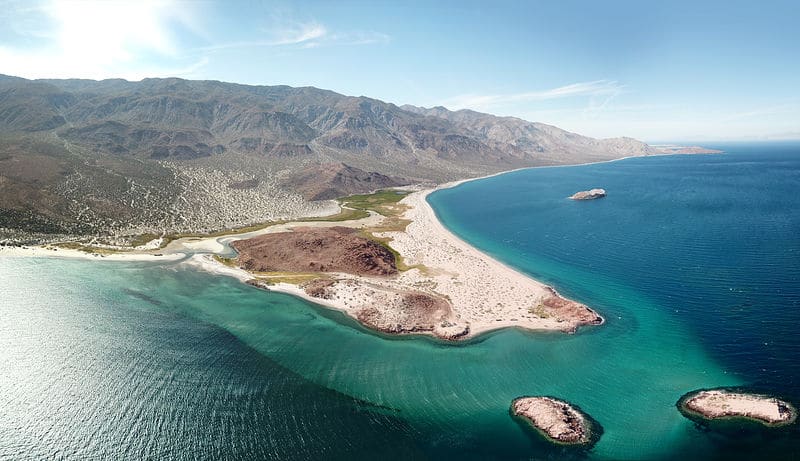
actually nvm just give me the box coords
[1,142,798,460]
[430,142,800,394]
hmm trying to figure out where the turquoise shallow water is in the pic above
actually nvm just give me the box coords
[1,142,798,460]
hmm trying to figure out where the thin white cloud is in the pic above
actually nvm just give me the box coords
[582,88,624,119]
[199,22,326,51]
[441,80,625,111]
[265,21,328,46]
[201,21,388,51]
[0,1,56,40]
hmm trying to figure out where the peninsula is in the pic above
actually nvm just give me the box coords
[0,182,605,341]
[678,388,797,427]
[220,184,604,341]
[655,145,724,155]
[510,396,600,446]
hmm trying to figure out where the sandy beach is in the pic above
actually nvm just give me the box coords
[201,178,602,340]
[0,245,186,262]
[1,170,604,341]
[380,187,603,337]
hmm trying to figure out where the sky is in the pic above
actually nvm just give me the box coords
[0,0,798,142]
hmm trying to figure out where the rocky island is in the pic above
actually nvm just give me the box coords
[678,388,797,427]
[510,396,600,446]
[569,188,606,200]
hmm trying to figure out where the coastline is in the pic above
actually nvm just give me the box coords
[1,151,725,340]
[0,245,186,262]
[379,186,604,338]
[0,177,603,341]
[188,185,603,341]
[428,148,721,193]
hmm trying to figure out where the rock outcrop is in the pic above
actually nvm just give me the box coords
[511,396,600,446]
[541,287,605,333]
[569,188,606,200]
[678,388,797,427]
[299,278,469,340]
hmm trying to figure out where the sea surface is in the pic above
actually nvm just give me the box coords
[1,142,798,460]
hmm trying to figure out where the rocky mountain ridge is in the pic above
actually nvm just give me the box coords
[0,74,659,242]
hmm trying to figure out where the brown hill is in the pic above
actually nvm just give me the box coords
[284,163,407,201]
[233,226,397,276]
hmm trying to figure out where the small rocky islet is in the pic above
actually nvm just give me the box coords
[678,388,797,427]
[510,396,600,447]
[569,188,607,200]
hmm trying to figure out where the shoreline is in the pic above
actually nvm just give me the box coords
[1,151,724,340]
[383,187,604,339]
[0,245,187,262]
[196,175,605,340]
[435,149,724,192]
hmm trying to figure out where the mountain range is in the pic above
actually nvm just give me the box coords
[0,74,658,241]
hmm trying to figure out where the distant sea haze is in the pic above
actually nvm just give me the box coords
[1,141,798,460]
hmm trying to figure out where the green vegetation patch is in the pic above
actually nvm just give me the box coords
[340,189,410,218]
[330,189,425,272]
[303,207,369,223]
[212,254,238,268]
[529,303,551,319]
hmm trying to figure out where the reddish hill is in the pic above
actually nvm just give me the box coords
[233,226,397,276]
